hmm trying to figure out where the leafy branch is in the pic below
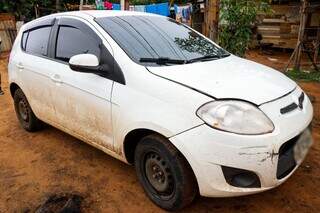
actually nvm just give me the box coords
[218,0,270,57]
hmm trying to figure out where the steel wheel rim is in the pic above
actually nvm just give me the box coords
[18,99,29,121]
[144,152,174,197]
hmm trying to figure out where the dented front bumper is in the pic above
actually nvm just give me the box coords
[170,87,313,197]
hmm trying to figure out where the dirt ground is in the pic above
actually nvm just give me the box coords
[0,50,319,213]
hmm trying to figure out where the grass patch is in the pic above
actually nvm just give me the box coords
[285,69,320,82]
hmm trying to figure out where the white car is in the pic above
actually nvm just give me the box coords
[8,11,313,210]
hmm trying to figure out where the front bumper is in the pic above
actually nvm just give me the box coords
[170,87,313,197]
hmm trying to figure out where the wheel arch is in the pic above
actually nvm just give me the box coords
[123,128,160,164]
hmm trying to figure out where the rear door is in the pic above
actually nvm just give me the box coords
[13,19,57,123]
[48,17,115,150]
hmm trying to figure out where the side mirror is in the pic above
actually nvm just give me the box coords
[69,54,102,74]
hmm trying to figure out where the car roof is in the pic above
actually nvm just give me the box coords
[82,10,159,18]
[43,10,160,20]
[22,11,161,32]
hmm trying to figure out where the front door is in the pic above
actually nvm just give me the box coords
[49,17,114,150]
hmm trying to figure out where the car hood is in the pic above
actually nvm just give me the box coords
[147,55,296,105]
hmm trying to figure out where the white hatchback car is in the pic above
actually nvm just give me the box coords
[8,11,313,210]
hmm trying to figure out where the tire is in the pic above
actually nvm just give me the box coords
[13,88,44,132]
[134,134,198,211]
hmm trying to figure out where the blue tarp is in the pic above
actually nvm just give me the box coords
[145,3,169,17]
[112,2,169,16]
[113,3,121,10]
[174,4,178,14]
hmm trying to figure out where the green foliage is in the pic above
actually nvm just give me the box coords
[285,69,320,82]
[218,0,270,57]
[1,0,38,21]
[0,0,82,21]
[174,31,223,56]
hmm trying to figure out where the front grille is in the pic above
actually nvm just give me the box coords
[280,103,298,114]
[276,135,300,179]
[280,92,305,114]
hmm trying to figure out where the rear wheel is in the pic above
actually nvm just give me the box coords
[14,88,44,132]
[134,134,197,211]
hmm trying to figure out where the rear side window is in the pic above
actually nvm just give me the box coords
[55,26,100,62]
[21,31,28,51]
[25,26,51,56]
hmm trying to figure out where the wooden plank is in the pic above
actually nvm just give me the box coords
[0,31,12,51]
[0,13,15,22]
[259,34,298,39]
[262,18,286,23]
[258,26,280,32]
[0,13,16,51]
[261,38,298,49]
[280,23,291,33]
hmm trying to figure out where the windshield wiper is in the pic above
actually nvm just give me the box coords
[140,57,186,65]
[186,55,221,64]
[219,52,231,58]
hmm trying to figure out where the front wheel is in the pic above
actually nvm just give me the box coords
[134,134,198,211]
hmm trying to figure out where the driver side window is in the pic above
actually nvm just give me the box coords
[55,26,100,62]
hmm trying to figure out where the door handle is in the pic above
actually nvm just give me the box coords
[16,63,24,70]
[50,74,63,83]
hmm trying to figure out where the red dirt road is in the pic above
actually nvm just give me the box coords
[0,51,319,212]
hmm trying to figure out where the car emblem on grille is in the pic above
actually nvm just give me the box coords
[280,92,304,114]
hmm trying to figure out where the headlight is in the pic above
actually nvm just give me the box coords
[196,100,274,135]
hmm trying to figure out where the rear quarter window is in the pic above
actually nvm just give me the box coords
[25,26,52,56]
[21,31,28,51]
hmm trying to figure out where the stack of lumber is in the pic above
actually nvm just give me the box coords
[257,4,300,49]
[257,2,320,50]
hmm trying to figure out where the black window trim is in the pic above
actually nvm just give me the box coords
[23,17,56,32]
[54,25,102,63]
[21,17,55,61]
[47,17,103,65]
[20,16,125,85]
[50,17,125,84]
[20,31,29,51]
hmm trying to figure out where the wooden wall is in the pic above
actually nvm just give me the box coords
[257,3,320,49]
[0,13,16,52]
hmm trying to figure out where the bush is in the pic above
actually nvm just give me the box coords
[285,69,320,82]
[218,0,270,57]
[0,0,88,21]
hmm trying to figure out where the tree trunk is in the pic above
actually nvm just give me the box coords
[294,0,308,70]
[204,0,219,42]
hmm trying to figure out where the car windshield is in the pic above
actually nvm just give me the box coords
[95,15,229,66]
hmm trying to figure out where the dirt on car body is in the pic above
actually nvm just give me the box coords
[0,52,319,212]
